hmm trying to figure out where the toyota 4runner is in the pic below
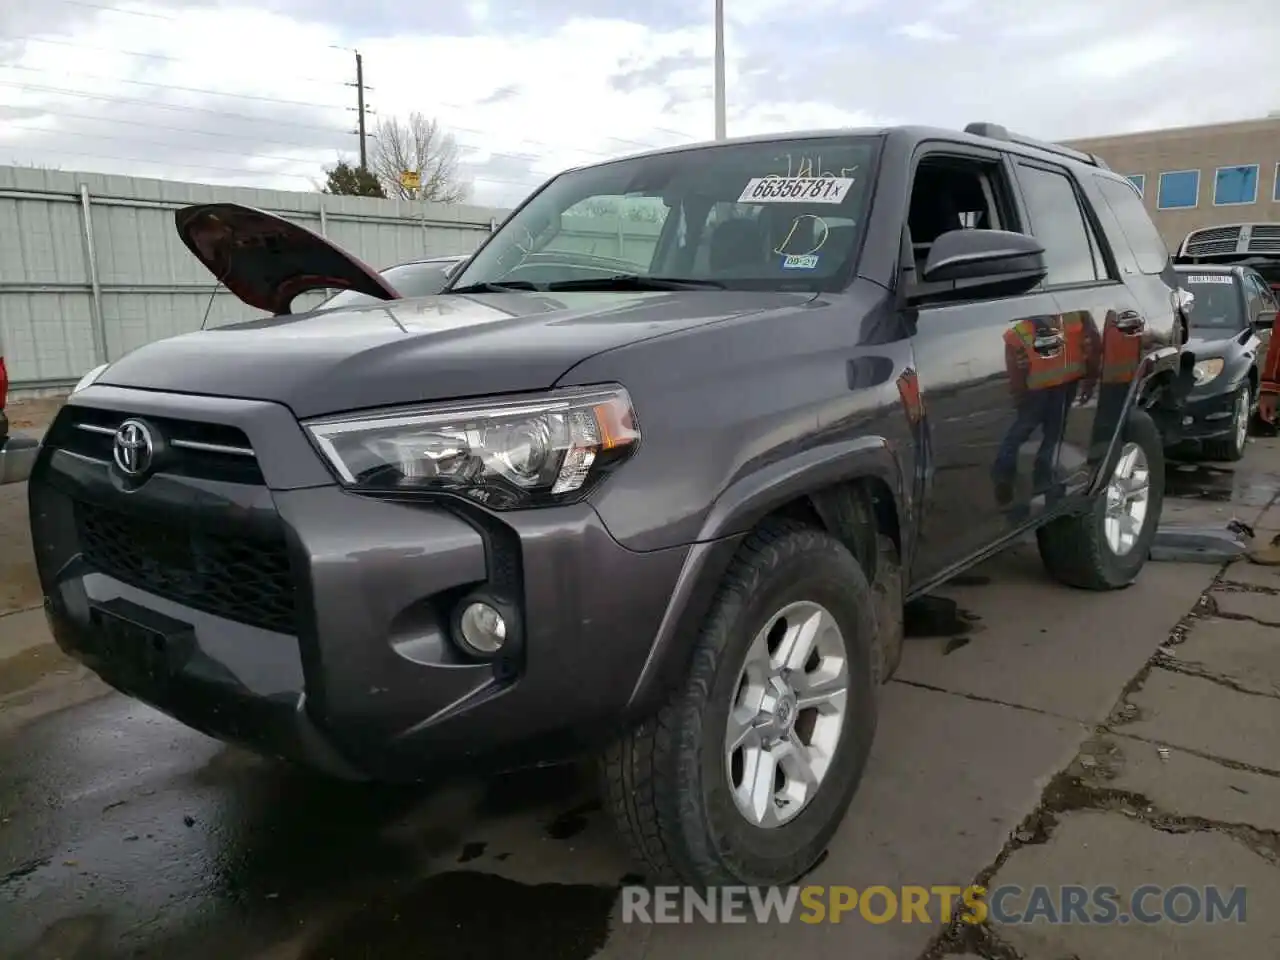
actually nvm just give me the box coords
[30,122,1190,886]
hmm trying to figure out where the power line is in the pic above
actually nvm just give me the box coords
[55,0,173,20]
[9,35,349,88]
[3,118,340,168]
[2,112,566,185]
[11,34,701,146]
[21,106,358,152]
[0,62,348,111]
[3,142,319,182]
[1,123,550,190]
[0,78,677,165]
[0,78,350,134]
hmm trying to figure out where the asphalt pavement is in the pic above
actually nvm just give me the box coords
[3,406,1280,959]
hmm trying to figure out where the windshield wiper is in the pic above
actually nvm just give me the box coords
[543,275,726,292]
[447,280,539,294]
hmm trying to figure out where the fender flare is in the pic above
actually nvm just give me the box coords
[624,435,911,712]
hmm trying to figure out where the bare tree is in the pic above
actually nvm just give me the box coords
[369,113,470,204]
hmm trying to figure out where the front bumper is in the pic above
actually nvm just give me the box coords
[1173,380,1246,441]
[29,387,694,782]
[0,427,39,484]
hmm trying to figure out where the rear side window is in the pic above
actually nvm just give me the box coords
[1094,176,1170,275]
[1014,163,1106,286]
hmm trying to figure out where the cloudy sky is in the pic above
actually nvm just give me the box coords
[1,0,1278,209]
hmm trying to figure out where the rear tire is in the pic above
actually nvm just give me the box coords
[1202,384,1250,462]
[600,519,877,885]
[1037,408,1164,590]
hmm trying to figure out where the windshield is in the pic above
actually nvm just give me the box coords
[449,136,880,293]
[321,260,460,309]
[1180,274,1244,338]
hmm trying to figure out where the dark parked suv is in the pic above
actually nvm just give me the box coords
[30,122,1189,886]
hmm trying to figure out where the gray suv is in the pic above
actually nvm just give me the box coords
[30,123,1189,886]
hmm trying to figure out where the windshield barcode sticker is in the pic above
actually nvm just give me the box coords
[1185,275,1234,284]
[738,176,854,204]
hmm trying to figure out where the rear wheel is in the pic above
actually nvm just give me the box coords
[601,520,876,885]
[1037,408,1164,590]
[1202,384,1250,461]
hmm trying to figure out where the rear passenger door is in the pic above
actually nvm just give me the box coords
[1009,160,1145,493]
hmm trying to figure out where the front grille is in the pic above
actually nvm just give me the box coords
[1184,226,1242,257]
[75,501,298,634]
[1249,224,1280,254]
[49,407,263,485]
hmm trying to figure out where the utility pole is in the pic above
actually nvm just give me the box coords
[714,0,726,140]
[355,50,368,170]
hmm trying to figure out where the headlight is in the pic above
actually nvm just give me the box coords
[1192,358,1224,384]
[71,362,109,394]
[304,385,640,508]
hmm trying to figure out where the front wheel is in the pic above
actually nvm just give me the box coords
[600,520,877,885]
[1202,384,1251,462]
[1037,408,1164,590]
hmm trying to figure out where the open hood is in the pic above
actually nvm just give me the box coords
[175,203,400,316]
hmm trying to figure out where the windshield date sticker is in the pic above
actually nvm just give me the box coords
[739,176,854,204]
[1185,275,1234,284]
[782,254,819,269]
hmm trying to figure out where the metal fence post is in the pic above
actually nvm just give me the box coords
[318,201,328,237]
[78,184,108,365]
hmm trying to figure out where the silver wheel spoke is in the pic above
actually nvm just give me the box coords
[725,599,851,829]
[1103,441,1150,558]
[774,608,825,673]
[737,744,780,827]
[793,664,848,713]
[776,735,820,792]
[725,707,762,753]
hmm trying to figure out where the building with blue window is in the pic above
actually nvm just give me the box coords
[1062,114,1280,250]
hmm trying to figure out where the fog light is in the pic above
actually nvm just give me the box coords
[1183,415,1194,426]
[457,601,507,656]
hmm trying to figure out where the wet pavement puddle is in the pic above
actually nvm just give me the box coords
[904,595,983,644]
[0,698,628,960]
[1164,459,1280,506]
[297,872,617,960]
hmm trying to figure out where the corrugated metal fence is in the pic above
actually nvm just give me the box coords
[0,165,511,391]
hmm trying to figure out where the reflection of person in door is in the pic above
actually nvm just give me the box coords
[1258,308,1280,424]
[992,311,1099,510]
[1088,308,1145,461]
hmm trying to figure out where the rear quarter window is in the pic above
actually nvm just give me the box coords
[1093,175,1171,275]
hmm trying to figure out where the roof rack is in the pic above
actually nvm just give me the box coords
[963,122,1111,171]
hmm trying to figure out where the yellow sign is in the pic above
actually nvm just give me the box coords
[399,170,421,189]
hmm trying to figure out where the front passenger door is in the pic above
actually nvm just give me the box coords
[905,147,1067,584]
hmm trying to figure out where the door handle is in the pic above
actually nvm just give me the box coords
[1115,309,1145,334]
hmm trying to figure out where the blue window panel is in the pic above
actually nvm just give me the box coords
[1214,165,1259,205]
[1158,170,1199,209]
[1126,174,1145,197]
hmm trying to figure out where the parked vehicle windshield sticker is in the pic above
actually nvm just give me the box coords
[782,254,819,269]
[1185,275,1234,284]
[738,176,854,204]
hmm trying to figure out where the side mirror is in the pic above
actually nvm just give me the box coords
[922,228,1047,285]
[1254,309,1276,333]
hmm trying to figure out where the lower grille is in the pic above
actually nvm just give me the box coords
[75,501,298,634]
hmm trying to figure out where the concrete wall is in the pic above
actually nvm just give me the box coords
[1063,117,1280,250]
[0,165,509,390]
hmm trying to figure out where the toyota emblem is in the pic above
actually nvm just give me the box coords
[113,419,155,477]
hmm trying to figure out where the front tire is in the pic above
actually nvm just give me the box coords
[1037,408,1164,590]
[1202,384,1250,462]
[601,520,877,885]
